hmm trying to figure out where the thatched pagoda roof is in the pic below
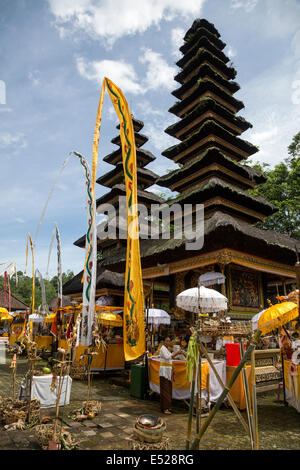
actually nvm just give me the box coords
[172,65,240,101]
[169,80,244,116]
[100,211,300,272]
[63,265,125,296]
[180,22,226,55]
[103,147,155,168]
[177,35,229,69]
[175,48,237,84]
[162,120,258,161]
[165,98,252,140]
[156,147,266,189]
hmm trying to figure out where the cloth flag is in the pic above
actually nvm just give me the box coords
[92,78,145,361]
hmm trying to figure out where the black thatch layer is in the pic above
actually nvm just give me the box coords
[63,265,125,296]
[183,19,221,41]
[156,147,266,189]
[96,184,165,207]
[169,80,244,117]
[116,116,144,133]
[172,64,240,100]
[180,25,226,55]
[96,162,159,189]
[162,120,258,160]
[100,211,300,271]
[177,36,229,69]
[111,131,148,148]
[0,291,29,311]
[103,147,155,168]
[172,176,276,217]
[175,49,237,84]
[165,98,251,140]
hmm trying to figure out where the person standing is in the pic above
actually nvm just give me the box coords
[159,337,184,414]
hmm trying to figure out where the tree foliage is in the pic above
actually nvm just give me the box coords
[0,270,74,309]
[249,132,300,240]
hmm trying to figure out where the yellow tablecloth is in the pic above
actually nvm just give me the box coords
[34,336,53,351]
[58,340,125,370]
[284,360,300,412]
[226,365,252,411]
[149,357,226,401]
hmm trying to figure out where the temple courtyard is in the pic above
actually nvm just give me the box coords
[0,356,299,451]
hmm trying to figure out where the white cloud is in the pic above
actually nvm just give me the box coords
[171,27,185,58]
[28,70,41,86]
[77,49,176,94]
[48,0,206,46]
[139,48,176,91]
[230,0,259,12]
[226,46,237,59]
[0,132,27,149]
[76,57,143,94]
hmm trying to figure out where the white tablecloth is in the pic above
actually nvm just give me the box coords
[20,375,72,408]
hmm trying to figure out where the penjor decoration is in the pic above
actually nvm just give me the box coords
[92,77,145,361]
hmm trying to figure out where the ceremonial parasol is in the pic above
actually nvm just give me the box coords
[45,313,56,323]
[97,311,123,327]
[145,308,171,326]
[0,308,13,321]
[29,313,45,323]
[176,286,228,313]
[198,271,226,287]
[251,309,266,331]
[258,302,299,336]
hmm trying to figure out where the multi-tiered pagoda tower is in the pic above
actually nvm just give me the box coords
[64,117,165,303]
[101,19,299,320]
[157,19,275,225]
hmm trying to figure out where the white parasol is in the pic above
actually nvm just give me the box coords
[145,308,171,326]
[198,271,226,287]
[29,313,45,324]
[176,286,228,313]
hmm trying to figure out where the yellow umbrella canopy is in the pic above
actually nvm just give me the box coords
[45,313,56,323]
[97,312,123,327]
[258,301,299,336]
[0,308,13,321]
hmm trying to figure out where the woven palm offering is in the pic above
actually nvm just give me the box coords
[129,436,169,450]
[198,319,252,338]
[35,423,78,450]
[2,398,40,426]
[69,365,86,380]
[83,400,101,417]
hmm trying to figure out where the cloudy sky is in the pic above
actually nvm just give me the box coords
[1,0,300,279]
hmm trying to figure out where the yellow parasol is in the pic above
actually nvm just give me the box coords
[45,313,56,323]
[97,312,123,327]
[258,301,299,335]
[0,308,13,321]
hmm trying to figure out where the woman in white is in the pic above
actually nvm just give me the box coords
[159,337,185,414]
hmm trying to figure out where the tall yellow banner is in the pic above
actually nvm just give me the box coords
[93,78,145,361]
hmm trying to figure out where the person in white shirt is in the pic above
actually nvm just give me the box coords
[159,337,185,414]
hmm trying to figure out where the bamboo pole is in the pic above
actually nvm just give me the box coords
[198,341,249,435]
[186,365,196,450]
[190,330,261,450]
[251,349,259,449]
[239,341,255,449]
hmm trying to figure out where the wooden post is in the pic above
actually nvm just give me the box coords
[198,341,249,435]
[186,366,196,450]
[190,330,261,450]
[251,349,259,449]
[239,341,255,450]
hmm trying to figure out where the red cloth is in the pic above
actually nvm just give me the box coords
[225,343,246,366]
[51,314,57,337]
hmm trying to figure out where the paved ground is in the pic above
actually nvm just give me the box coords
[0,352,300,450]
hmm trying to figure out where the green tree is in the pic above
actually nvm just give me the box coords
[249,133,300,240]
